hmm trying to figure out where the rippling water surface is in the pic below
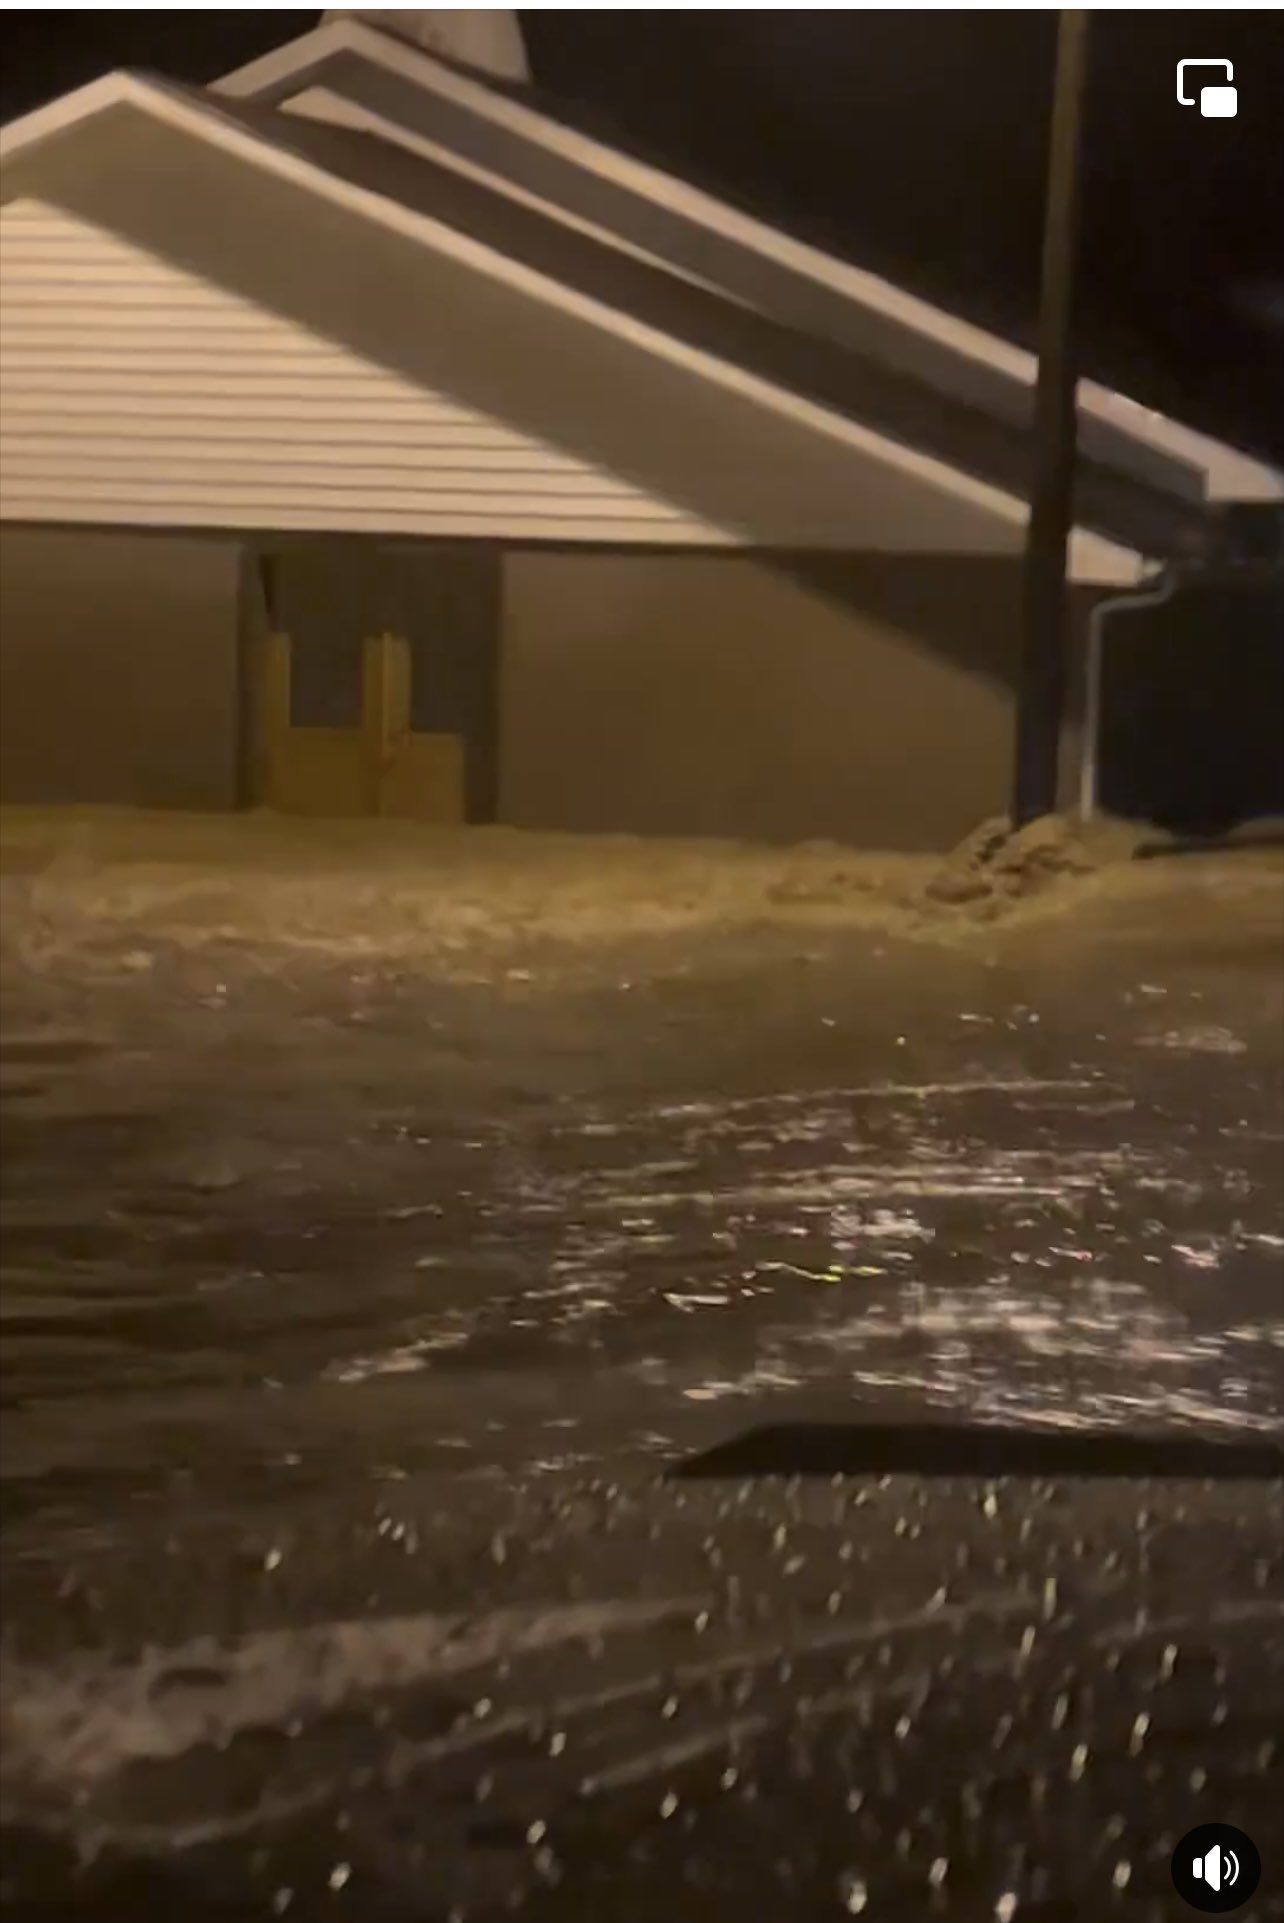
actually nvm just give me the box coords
[1,942,1282,1920]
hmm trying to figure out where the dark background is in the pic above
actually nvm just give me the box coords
[1,10,1281,463]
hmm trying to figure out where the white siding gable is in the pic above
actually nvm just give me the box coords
[0,198,724,541]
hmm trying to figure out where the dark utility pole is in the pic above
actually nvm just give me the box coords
[1012,9,1091,826]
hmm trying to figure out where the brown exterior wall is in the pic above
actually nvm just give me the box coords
[501,551,1072,850]
[1,534,1090,848]
[0,527,242,810]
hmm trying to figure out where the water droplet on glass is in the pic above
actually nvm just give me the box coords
[840,1873,868,1914]
[533,1845,560,1881]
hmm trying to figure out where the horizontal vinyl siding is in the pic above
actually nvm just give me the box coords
[0,199,726,541]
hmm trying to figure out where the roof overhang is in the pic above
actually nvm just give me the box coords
[1,74,1145,582]
[216,19,1284,513]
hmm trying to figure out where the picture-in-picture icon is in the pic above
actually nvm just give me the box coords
[1177,59,1237,118]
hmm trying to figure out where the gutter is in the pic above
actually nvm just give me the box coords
[1077,566,1178,823]
[1077,501,1284,823]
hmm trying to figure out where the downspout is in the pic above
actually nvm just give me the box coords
[1078,565,1179,823]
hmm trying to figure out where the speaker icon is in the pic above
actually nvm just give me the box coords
[1173,1822,1261,1911]
[1193,1843,1239,1892]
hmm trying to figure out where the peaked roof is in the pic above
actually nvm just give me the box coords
[216,18,1284,517]
[0,56,1246,580]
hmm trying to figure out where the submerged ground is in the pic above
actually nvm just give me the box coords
[1,811,1281,1921]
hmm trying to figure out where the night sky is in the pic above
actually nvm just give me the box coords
[2,11,1281,462]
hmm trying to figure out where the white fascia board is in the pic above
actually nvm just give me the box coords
[215,21,383,100]
[217,20,1282,508]
[0,72,1145,584]
[0,72,134,167]
[282,85,734,297]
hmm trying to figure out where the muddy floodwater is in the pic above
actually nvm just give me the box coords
[1,880,1282,1921]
